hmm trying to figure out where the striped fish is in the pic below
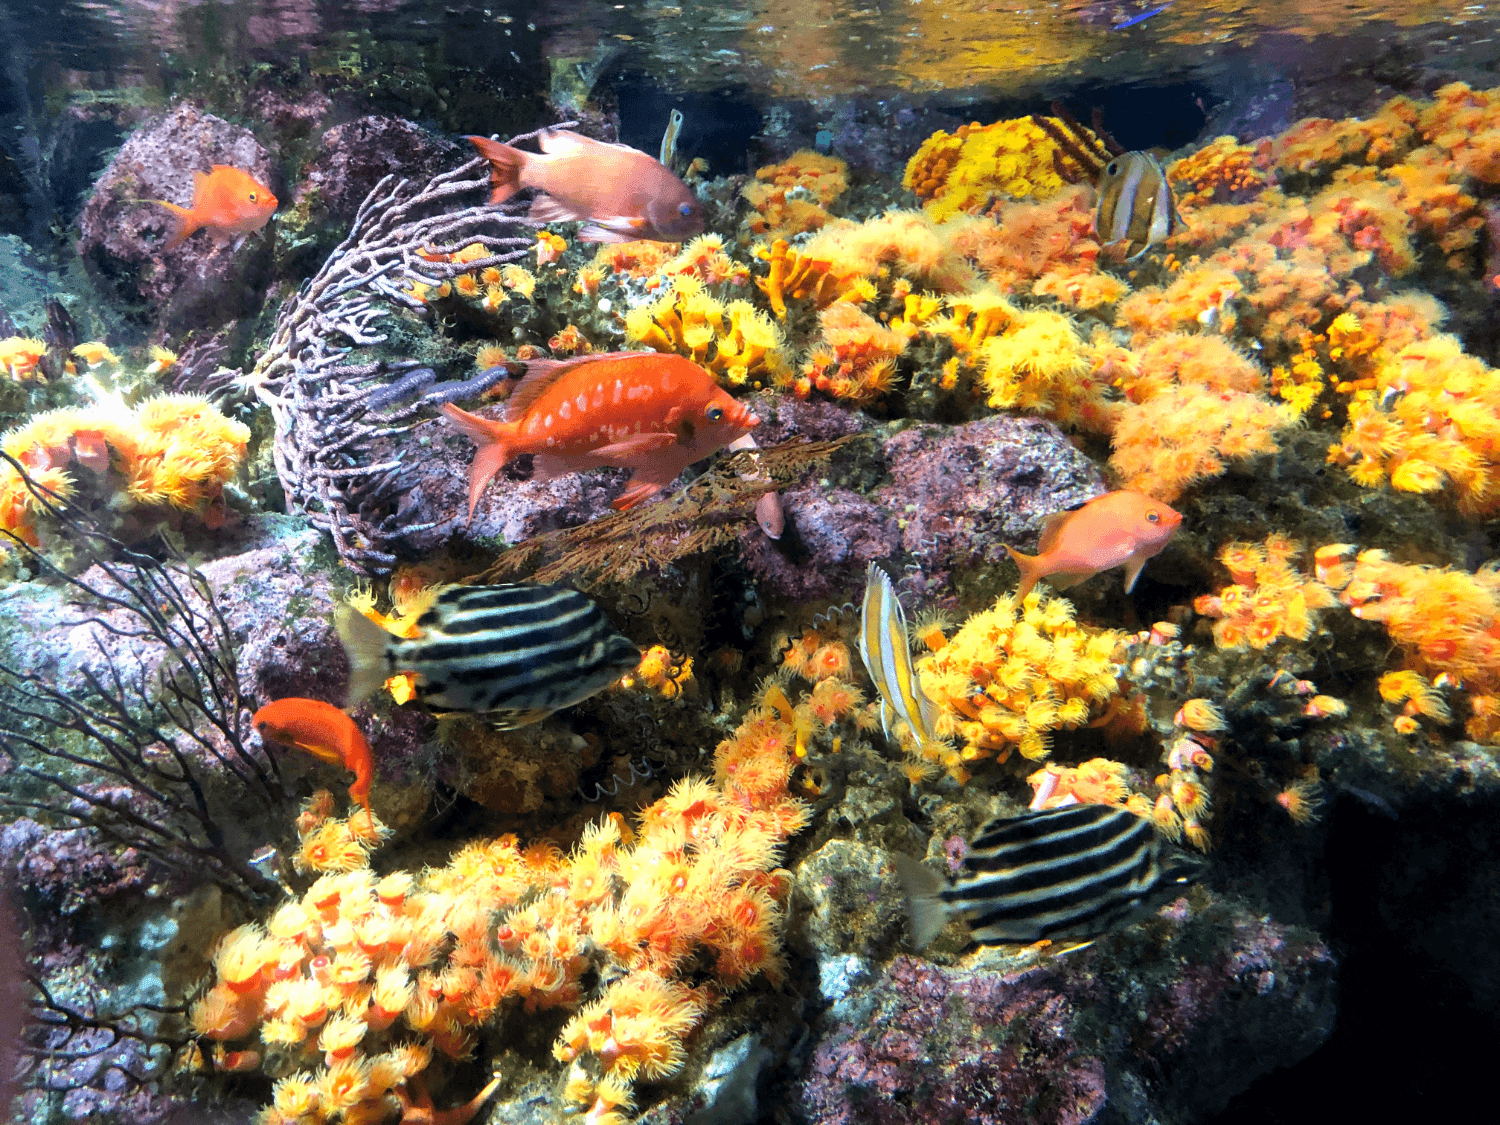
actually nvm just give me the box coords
[1094,151,1184,260]
[336,583,640,726]
[858,563,942,751]
[894,804,1202,949]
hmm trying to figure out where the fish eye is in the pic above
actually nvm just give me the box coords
[248,192,257,202]
[1146,510,1160,523]
[1106,161,1119,176]
[706,405,725,421]
[679,202,694,217]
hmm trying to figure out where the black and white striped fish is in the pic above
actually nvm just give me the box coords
[336,584,640,726]
[894,804,1202,948]
[1094,151,1184,260]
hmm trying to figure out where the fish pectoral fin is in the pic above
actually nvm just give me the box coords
[590,432,678,459]
[578,219,647,243]
[293,741,347,769]
[529,196,592,224]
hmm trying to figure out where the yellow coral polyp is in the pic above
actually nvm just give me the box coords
[904,116,1089,221]
[625,276,789,389]
[915,591,1127,777]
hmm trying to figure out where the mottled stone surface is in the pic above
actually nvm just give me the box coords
[75,104,278,330]
[791,898,1335,1125]
[879,416,1107,597]
[295,115,464,229]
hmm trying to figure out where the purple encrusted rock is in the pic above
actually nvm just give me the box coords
[796,957,1108,1125]
[793,898,1335,1125]
[879,415,1106,597]
[76,104,278,330]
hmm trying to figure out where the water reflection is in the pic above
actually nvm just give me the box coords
[7,0,1500,118]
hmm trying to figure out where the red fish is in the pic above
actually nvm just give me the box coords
[1006,490,1182,599]
[467,130,704,243]
[148,165,278,250]
[252,698,372,812]
[441,351,759,518]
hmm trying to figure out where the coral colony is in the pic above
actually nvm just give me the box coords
[10,51,1500,1125]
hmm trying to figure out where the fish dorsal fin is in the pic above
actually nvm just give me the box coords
[1037,509,1077,554]
[537,128,591,154]
[503,352,659,419]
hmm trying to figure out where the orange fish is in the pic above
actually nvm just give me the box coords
[441,350,759,518]
[148,165,278,250]
[1006,490,1182,600]
[252,698,372,812]
[467,130,704,243]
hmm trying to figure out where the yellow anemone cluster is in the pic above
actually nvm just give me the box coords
[1326,332,1500,513]
[1192,535,1338,649]
[743,149,848,240]
[1337,548,1500,742]
[624,276,790,390]
[194,676,841,1125]
[0,396,249,545]
[755,238,871,319]
[903,117,1092,221]
[914,590,1131,772]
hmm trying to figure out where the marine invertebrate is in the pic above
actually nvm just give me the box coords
[1109,385,1293,503]
[0,394,250,542]
[800,210,978,294]
[1326,333,1500,513]
[191,666,835,1123]
[903,117,1096,221]
[755,238,867,319]
[624,276,791,390]
[246,144,536,572]
[1338,549,1500,740]
[0,336,47,381]
[1168,137,1271,208]
[1192,536,1337,650]
[797,302,906,404]
[946,187,1116,308]
[915,589,1130,773]
[743,149,848,239]
[0,460,284,900]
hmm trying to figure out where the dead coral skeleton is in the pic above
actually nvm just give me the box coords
[247,143,542,572]
[0,454,286,902]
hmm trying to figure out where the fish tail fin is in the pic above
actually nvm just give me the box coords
[148,200,199,250]
[334,605,393,709]
[440,403,512,523]
[466,135,526,204]
[891,853,952,951]
[1005,544,1044,601]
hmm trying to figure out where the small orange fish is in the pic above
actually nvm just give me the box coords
[467,129,704,243]
[1006,490,1182,599]
[252,698,372,812]
[442,350,759,518]
[148,165,278,250]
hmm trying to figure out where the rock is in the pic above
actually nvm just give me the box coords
[294,116,465,231]
[76,104,278,331]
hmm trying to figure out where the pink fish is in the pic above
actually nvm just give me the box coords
[1006,490,1182,599]
[467,130,704,243]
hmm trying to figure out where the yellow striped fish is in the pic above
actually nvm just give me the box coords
[1094,151,1184,260]
[858,563,942,751]
[894,805,1204,949]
